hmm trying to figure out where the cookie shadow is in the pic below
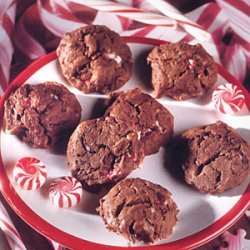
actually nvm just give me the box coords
[40,177,54,199]
[89,98,110,119]
[236,128,250,143]
[133,48,153,91]
[193,89,213,106]
[163,137,193,190]
[49,136,69,155]
[174,200,215,240]
[4,160,16,177]
[79,186,110,215]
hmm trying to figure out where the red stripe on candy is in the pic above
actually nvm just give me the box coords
[130,25,155,37]
[222,0,250,17]
[195,3,221,30]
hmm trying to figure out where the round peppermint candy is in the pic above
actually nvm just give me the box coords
[212,83,245,114]
[49,177,83,208]
[13,157,47,190]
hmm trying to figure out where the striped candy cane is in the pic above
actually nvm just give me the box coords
[186,2,249,84]
[0,0,16,94]
[68,0,176,26]
[145,0,212,41]
[69,0,211,41]
[14,0,249,88]
[0,203,26,250]
[0,199,65,250]
[216,0,249,42]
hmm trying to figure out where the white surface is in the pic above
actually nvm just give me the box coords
[1,42,250,247]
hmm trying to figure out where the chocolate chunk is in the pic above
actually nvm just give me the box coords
[147,43,218,100]
[57,25,132,94]
[98,178,179,243]
[67,117,144,186]
[105,88,174,155]
[175,121,250,194]
[4,82,82,148]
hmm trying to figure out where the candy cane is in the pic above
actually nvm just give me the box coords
[14,10,46,59]
[0,203,26,250]
[145,0,212,41]
[0,0,15,94]
[69,0,211,41]
[216,0,249,42]
[68,0,176,27]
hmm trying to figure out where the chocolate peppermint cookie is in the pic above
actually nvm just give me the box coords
[4,82,82,148]
[105,88,174,155]
[57,24,132,94]
[174,121,250,194]
[67,117,144,187]
[147,43,218,100]
[98,178,179,243]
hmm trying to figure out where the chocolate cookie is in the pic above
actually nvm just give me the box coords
[147,43,218,100]
[174,121,250,194]
[57,25,132,94]
[4,82,82,148]
[67,117,144,187]
[105,88,174,155]
[98,178,179,243]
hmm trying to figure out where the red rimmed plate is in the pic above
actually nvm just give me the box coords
[0,37,250,250]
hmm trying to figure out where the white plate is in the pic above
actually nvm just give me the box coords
[0,37,249,250]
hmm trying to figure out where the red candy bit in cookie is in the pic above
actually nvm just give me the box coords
[22,97,31,108]
[49,177,83,208]
[13,157,47,190]
[106,168,122,180]
[212,83,245,115]
[188,59,195,70]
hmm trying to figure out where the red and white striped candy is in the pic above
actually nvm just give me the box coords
[13,157,47,190]
[49,177,83,208]
[0,203,26,250]
[212,83,245,115]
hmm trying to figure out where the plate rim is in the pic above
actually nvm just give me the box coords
[0,36,249,250]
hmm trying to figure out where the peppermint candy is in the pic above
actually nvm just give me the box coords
[212,83,245,115]
[49,177,83,208]
[13,157,47,190]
